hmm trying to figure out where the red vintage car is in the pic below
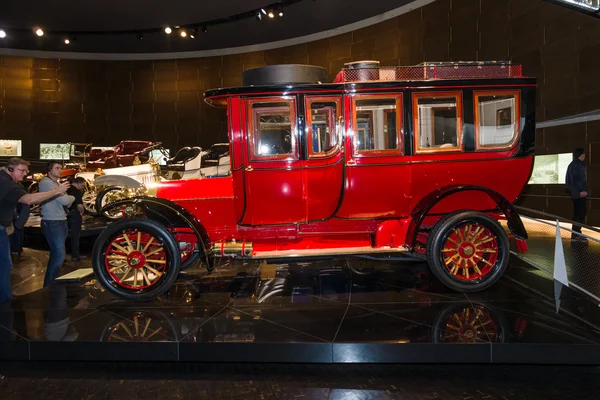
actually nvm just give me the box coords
[93,60,536,300]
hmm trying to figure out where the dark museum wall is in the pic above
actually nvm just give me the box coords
[0,0,599,222]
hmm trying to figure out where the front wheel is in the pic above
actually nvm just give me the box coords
[96,185,124,220]
[92,218,181,300]
[426,211,509,292]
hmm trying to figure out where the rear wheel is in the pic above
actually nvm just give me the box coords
[92,218,181,300]
[426,211,509,292]
[82,190,98,215]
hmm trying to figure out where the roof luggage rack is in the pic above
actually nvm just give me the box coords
[333,60,522,83]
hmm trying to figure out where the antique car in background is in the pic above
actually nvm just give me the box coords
[82,143,231,217]
[93,60,536,300]
[86,140,163,169]
[163,143,231,180]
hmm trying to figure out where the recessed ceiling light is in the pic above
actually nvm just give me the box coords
[180,30,187,38]
[0,30,6,39]
[64,38,70,44]
[164,26,172,34]
[35,27,44,37]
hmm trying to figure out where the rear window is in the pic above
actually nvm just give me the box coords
[474,91,520,149]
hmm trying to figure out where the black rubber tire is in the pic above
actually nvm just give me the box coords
[426,211,509,292]
[92,218,181,301]
[95,185,123,220]
[242,64,329,85]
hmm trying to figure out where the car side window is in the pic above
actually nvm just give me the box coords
[352,95,403,156]
[249,99,297,160]
[306,97,341,158]
[474,90,520,150]
[413,92,463,153]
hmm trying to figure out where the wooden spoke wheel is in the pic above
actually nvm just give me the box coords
[82,190,98,215]
[441,223,499,281]
[92,218,181,300]
[426,211,509,292]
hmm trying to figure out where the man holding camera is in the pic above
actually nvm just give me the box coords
[0,158,70,303]
[39,161,75,287]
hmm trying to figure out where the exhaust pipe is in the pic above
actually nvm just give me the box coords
[212,240,253,257]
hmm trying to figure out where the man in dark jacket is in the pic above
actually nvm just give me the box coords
[67,177,86,262]
[565,148,588,241]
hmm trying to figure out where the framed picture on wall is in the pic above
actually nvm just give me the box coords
[40,143,71,160]
[0,140,22,157]
[496,107,512,127]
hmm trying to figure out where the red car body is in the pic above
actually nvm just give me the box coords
[94,61,536,300]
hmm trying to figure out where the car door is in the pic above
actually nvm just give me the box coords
[240,96,305,226]
[335,92,411,219]
[303,95,345,221]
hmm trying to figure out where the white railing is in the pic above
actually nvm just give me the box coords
[511,207,600,304]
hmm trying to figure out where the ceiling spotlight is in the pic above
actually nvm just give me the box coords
[180,30,187,38]
[261,8,267,14]
[164,26,172,34]
[0,30,6,39]
[268,10,275,18]
[256,11,263,21]
[201,26,208,33]
[34,27,44,37]
[64,38,70,44]
[137,34,143,40]
[279,11,284,17]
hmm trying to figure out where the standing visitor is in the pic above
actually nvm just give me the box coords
[39,161,75,286]
[565,148,588,242]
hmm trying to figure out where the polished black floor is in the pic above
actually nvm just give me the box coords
[2,362,600,399]
[2,250,600,364]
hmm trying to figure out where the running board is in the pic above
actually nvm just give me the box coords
[253,246,408,259]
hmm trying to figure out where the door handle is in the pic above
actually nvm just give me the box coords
[245,166,253,172]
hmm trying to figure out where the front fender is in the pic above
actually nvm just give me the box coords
[406,185,527,248]
[100,196,213,268]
